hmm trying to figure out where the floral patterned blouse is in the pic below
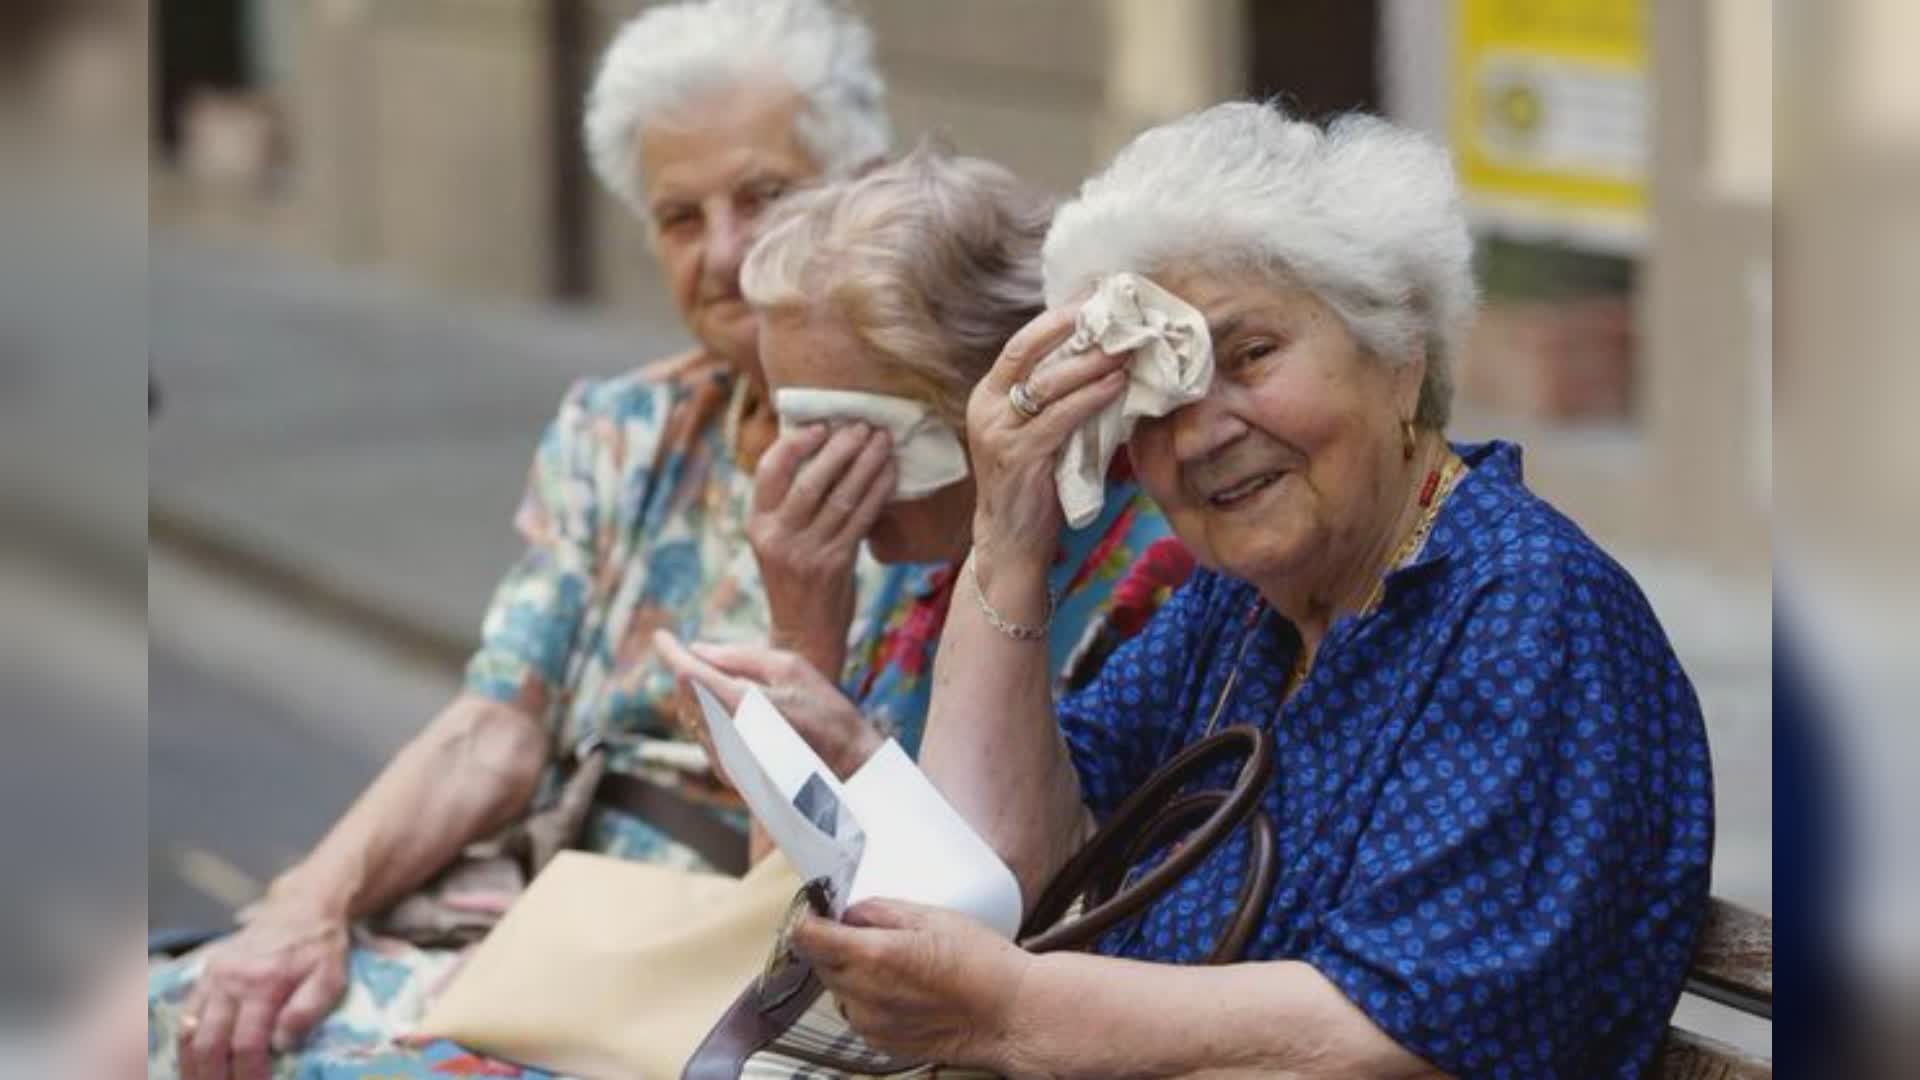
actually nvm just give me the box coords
[846,483,1192,757]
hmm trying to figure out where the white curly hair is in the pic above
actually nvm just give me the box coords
[584,0,891,216]
[1043,102,1477,428]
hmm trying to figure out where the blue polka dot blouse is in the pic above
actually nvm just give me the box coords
[1057,440,1714,1079]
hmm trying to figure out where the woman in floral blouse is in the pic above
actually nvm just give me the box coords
[152,2,896,1076]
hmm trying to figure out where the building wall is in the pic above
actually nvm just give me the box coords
[262,0,1768,572]
[1641,0,1771,573]
[289,0,553,300]
[588,0,1244,316]
[1379,0,1770,573]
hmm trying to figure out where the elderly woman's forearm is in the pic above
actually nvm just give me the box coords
[269,694,550,919]
[921,558,1090,900]
[994,956,1441,1080]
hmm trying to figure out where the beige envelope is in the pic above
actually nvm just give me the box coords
[416,849,804,1079]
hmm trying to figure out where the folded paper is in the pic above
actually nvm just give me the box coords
[697,683,1023,938]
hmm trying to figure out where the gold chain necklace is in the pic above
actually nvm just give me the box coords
[1286,454,1466,693]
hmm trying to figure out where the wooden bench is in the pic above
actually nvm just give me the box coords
[1662,898,1772,1078]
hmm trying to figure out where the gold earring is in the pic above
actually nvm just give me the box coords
[1401,418,1416,461]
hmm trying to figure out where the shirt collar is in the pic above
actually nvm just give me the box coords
[1391,438,1527,581]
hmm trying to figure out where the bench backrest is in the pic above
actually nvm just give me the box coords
[1661,898,1773,1078]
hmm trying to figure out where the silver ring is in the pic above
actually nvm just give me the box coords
[1007,379,1044,420]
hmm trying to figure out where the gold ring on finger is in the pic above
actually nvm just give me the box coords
[1007,379,1044,420]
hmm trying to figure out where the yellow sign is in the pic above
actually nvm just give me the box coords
[1452,0,1648,247]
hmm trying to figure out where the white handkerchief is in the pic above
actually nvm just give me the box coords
[1035,272,1214,528]
[774,388,970,502]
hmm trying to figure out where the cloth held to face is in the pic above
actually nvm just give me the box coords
[774,388,969,502]
[1036,272,1213,528]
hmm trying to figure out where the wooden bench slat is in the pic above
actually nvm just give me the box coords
[1687,898,1772,1015]
[1659,1027,1772,1080]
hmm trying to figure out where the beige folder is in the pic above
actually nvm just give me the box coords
[416,849,802,1079]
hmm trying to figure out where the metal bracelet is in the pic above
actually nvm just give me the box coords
[967,559,1052,642]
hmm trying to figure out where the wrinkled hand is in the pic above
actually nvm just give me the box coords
[178,898,350,1080]
[654,631,883,780]
[965,306,1127,605]
[791,899,1035,1070]
[748,422,896,678]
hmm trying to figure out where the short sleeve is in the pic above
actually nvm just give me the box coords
[1056,572,1220,821]
[462,379,614,725]
[1302,561,1714,1078]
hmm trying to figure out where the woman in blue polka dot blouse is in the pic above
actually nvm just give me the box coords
[789,102,1715,1079]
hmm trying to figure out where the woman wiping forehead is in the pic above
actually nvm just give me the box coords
[791,102,1713,1080]
[1130,268,1445,653]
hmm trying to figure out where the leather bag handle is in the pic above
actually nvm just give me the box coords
[1019,724,1273,960]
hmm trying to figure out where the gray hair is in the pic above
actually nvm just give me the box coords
[1043,102,1476,429]
[741,144,1050,428]
[584,0,892,214]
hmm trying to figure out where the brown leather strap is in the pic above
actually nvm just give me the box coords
[682,958,824,1080]
[1020,725,1272,956]
[595,772,750,876]
[1087,789,1278,962]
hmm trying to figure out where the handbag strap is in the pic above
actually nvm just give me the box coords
[1018,724,1273,957]
[595,770,752,876]
[1082,789,1277,962]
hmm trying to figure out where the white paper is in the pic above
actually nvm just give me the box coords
[694,684,862,911]
[842,741,1025,939]
[694,684,1024,938]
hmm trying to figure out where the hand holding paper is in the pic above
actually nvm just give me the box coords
[654,631,882,781]
[688,676,1024,938]
[693,682,865,909]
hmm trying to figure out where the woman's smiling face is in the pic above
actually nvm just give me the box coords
[638,81,818,367]
[1126,268,1424,590]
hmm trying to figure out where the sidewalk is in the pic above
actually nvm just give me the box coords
[148,233,1771,914]
[150,231,687,660]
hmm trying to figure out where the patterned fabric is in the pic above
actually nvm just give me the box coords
[465,354,783,865]
[737,983,998,1080]
[845,483,1189,757]
[1056,441,1714,1079]
[152,356,768,1080]
[148,359,1190,1079]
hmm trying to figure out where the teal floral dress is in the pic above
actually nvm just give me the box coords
[147,355,1190,1078]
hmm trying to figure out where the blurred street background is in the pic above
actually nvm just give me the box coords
[24,0,1910,1066]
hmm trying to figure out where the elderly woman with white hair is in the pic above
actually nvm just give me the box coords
[788,103,1714,1079]
[149,2,892,1077]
